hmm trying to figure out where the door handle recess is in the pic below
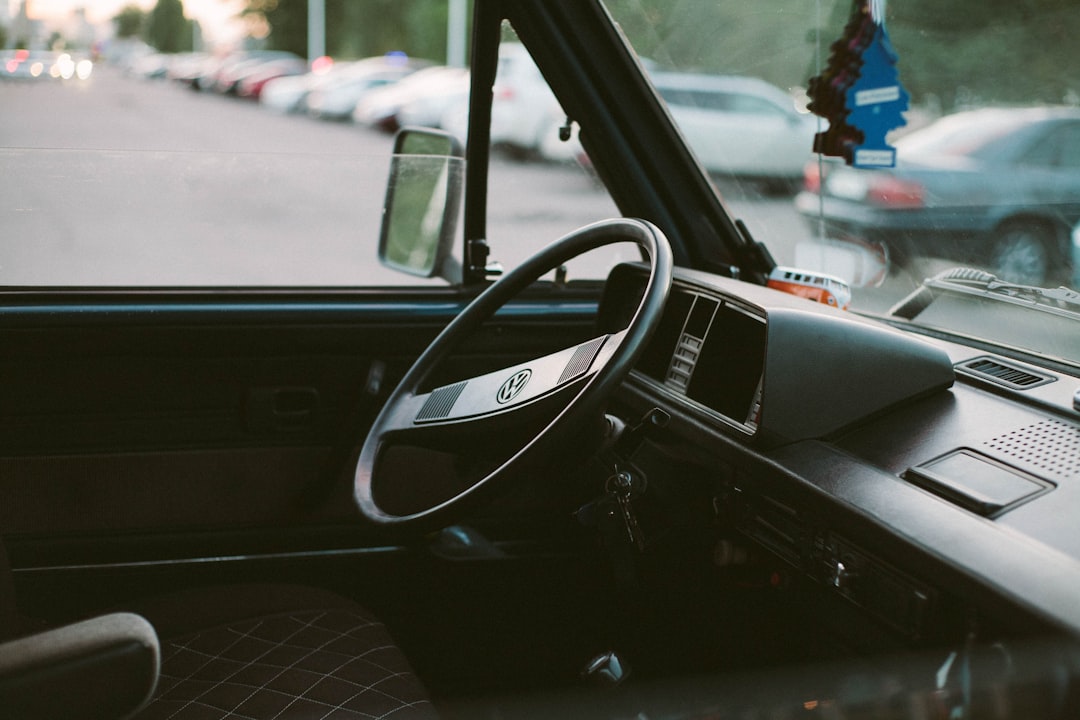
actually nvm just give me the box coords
[245,387,320,434]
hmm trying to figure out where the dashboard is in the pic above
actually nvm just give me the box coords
[600,262,1080,646]
[600,263,956,446]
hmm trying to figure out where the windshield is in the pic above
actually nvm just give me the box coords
[603,0,1080,367]
[2,0,1078,365]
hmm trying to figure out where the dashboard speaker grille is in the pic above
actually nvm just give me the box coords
[984,420,1080,482]
[416,381,467,421]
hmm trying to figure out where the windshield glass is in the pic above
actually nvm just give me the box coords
[0,7,618,287]
[2,0,1078,365]
[603,0,1080,366]
[891,112,1030,159]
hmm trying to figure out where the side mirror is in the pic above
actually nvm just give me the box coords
[379,128,464,280]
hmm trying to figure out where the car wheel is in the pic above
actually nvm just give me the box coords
[991,224,1050,285]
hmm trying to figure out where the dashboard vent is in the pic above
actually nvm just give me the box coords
[956,356,1054,390]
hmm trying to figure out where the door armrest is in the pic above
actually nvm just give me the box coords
[0,612,159,719]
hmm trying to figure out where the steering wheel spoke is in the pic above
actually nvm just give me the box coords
[413,330,623,426]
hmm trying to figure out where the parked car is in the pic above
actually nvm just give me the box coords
[193,50,297,94]
[352,65,469,132]
[652,72,820,192]
[442,42,567,158]
[261,57,418,115]
[213,52,301,95]
[796,106,1080,284]
[307,55,429,121]
[258,61,348,114]
[3,1,1080,719]
[165,51,213,87]
[126,52,170,80]
[236,57,309,100]
[1,50,91,81]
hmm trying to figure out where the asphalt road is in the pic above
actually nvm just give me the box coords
[0,66,924,308]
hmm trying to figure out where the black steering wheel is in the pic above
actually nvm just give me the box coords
[354,218,673,530]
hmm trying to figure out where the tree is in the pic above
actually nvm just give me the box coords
[240,0,467,62]
[147,0,193,53]
[242,0,306,56]
[887,0,1080,110]
[113,4,146,39]
[608,0,1080,113]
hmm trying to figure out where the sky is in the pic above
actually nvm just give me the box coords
[11,0,245,45]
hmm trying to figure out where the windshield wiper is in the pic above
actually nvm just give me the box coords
[891,267,1080,320]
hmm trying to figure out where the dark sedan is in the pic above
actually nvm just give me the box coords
[796,106,1080,285]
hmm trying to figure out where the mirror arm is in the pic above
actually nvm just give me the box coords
[467,237,492,282]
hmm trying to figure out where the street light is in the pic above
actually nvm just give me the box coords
[308,0,325,63]
[448,0,467,67]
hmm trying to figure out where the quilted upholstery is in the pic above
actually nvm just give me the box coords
[135,608,437,720]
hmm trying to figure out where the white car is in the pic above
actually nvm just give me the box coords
[652,72,820,190]
[307,57,428,121]
[261,57,406,115]
[394,67,471,130]
[442,43,568,158]
[352,66,469,131]
[259,67,338,114]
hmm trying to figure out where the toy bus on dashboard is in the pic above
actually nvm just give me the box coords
[767,267,852,310]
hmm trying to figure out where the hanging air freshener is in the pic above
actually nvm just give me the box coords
[807,0,909,167]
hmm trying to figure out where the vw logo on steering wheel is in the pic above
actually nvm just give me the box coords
[497,369,532,404]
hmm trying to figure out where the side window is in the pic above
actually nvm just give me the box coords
[1058,124,1080,169]
[475,27,630,283]
[0,24,625,287]
[729,93,789,118]
[1,52,452,288]
[1020,124,1080,170]
[696,91,734,112]
[1021,131,1061,168]
[659,88,731,112]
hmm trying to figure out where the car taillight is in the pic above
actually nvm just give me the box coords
[866,175,925,208]
[803,163,822,193]
[494,84,515,100]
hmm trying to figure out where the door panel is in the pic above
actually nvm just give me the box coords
[0,292,600,575]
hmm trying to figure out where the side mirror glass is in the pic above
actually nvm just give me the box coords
[379,128,464,280]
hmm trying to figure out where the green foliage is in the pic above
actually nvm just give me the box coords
[147,0,193,53]
[238,0,1078,111]
[243,0,306,56]
[113,4,147,39]
[242,0,468,62]
[606,0,1080,112]
[888,0,1080,109]
[605,0,831,93]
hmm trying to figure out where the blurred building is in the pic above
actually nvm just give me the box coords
[7,0,45,49]
[70,7,95,50]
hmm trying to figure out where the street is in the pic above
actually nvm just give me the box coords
[1,67,924,307]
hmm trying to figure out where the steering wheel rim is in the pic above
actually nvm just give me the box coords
[354,218,673,530]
